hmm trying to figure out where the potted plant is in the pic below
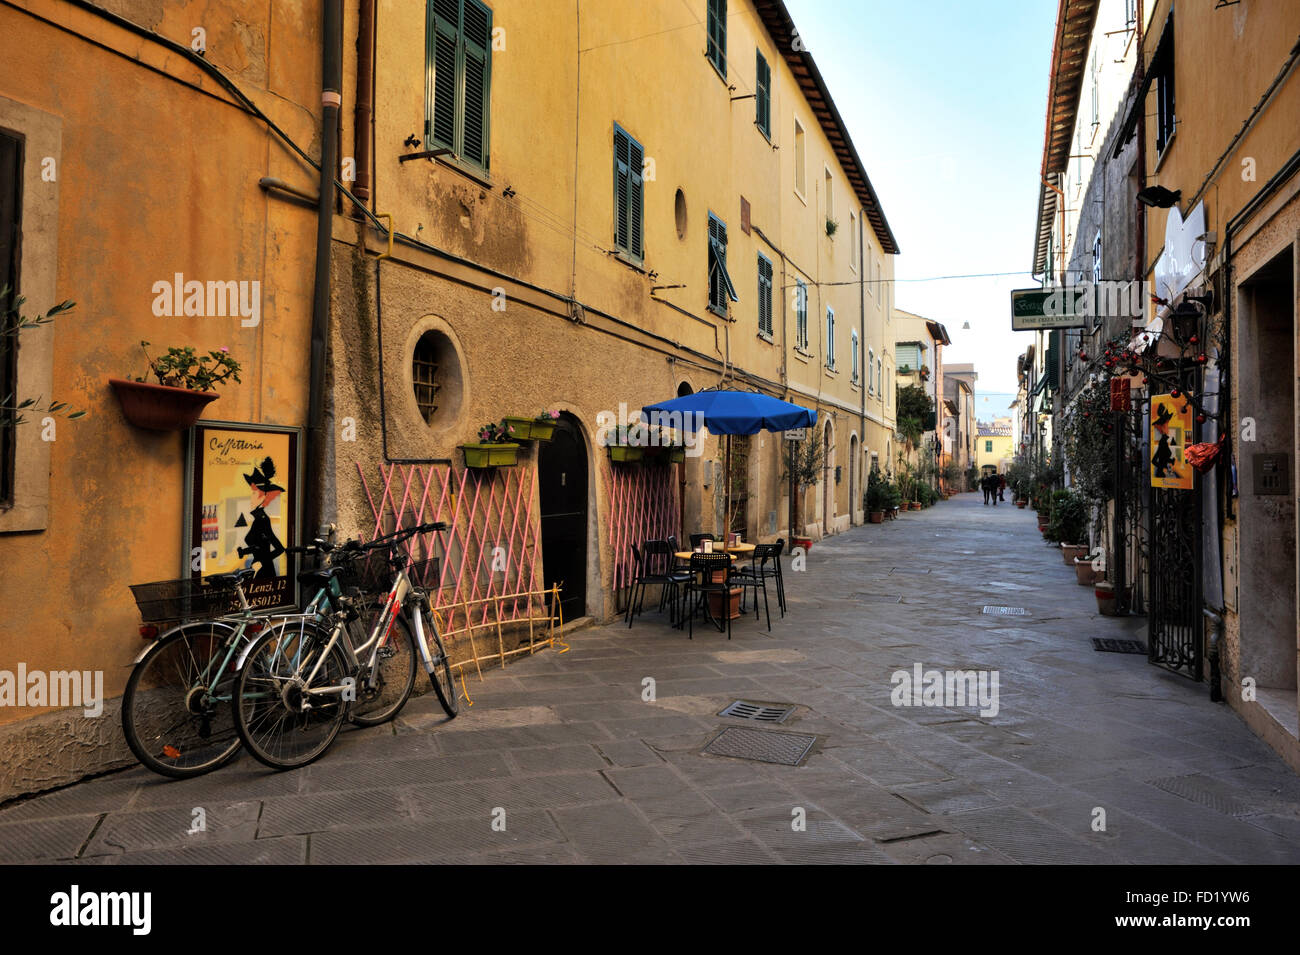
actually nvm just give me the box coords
[865,466,887,523]
[461,420,521,468]
[1095,580,1126,616]
[110,341,241,431]
[531,409,561,441]
[606,424,646,463]
[1074,553,1098,586]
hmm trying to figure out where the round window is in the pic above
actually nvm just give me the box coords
[410,329,463,428]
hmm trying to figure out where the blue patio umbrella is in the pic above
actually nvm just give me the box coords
[640,389,818,540]
[640,389,818,435]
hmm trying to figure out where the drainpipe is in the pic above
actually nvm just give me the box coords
[858,209,866,518]
[307,0,343,535]
[1203,608,1224,702]
[352,0,375,213]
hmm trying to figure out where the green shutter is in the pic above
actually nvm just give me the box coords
[461,0,491,169]
[430,0,459,150]
[758,254,772,337]
[756,51,770,136]
[614,129,630,251]
[627,137,643,258]
[708,0,726,74]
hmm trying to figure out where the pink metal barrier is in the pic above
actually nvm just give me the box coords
[607,461,681,602]
[357,462,540,636]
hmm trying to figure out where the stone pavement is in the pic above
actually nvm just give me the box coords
[6,492,1300,864]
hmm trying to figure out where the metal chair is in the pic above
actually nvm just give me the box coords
[626,540,689,628]
[731,541,783,629]
[684,551,734,640]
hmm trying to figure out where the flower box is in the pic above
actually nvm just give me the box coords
[461,443,520,468]
[501,416,536,441]
[109,378,218,431]
[608,445,644,464]
[530,417,557,441]
[869,511,884,524]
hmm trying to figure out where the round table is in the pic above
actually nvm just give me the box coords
[675,545,755,620]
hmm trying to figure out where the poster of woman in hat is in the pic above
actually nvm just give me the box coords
[238,456,286,580]
[1150,396,1193,490]
[186,423,300,611]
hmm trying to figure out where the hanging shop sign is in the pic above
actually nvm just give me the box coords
[184,420,302,611]
[1149,394,1193,490]
[1010,287,1088,330]
[783,428,806,440]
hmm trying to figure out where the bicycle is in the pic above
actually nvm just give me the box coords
[121,534,412,778]
[232,522,458,770]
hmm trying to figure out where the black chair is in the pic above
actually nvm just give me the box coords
[684,552,734,640]
[626,540,689,628]
[731,542,782,631]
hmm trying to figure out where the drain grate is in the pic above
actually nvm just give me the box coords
[718,700,796,723]
[982,606,1027,616]
[1092,638,1147,654]
[855,592,903,604]
[701,727,817,766]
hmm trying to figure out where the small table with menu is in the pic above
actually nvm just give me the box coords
[675,542,755,621]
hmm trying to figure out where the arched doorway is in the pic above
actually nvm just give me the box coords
[848,433,859,524]
[539,414,588,622]
[676,381,693,539]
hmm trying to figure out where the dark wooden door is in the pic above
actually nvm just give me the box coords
[539,416,588,622]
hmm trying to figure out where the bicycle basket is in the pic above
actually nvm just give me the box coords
[333,547,395,595]
[130,576,243,623]
[402,555,441,590]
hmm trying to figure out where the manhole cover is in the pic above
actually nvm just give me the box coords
[718,700,796,723]
[1092,638,1147,654]
[701,727,817,766]
[982,606,1027,615]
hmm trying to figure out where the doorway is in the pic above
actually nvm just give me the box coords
[539,414,588,622]
[848,434,859,523]
[1237,247,1296,695]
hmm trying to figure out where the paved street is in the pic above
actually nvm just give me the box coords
[5,492,1300,865]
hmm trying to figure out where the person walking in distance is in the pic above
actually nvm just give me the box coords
[981,473,991,505]
[998,473,1007,503]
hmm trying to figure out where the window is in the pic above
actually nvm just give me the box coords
[793,119,806,196]
[1125,0,1137,29]
[853,334,861,384]
[1152,18,1175,154]
[825,306,836,370]
[0,130,20,505]
[877,356,883,393]
[428,0,492,172]
[613,125,644,260]
[849,211,858,268]
[985,440,994,453]
[896,343,920,371]
[795,279,809,350]
[412,332,442,424]
[757,253,773,338]
[1092,230,1102,286]
[1090,51,1099,129]
[706,0,726,77]
[824,168,834,222]
[755,51,771,137]
[866,246,873,295]
[707,213,738,315]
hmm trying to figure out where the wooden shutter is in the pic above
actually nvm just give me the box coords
[430,0,459,149]
[755,51,770,136]
[708,0,726,74]
[614,129,630,251]
[461,0,491,168]
[758,255,772,337]
[627,136,643,258]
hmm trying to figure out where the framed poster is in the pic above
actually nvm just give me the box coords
[184,421,302,612]
[1149,394,1193,490]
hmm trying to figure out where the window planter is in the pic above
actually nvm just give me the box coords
[529,417,557,441]
[607,445,644,464]
[461,443,521,468]
[501,416,536,441]
[109,378,219,432]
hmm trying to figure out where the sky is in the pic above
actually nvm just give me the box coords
[786,0,1058,392]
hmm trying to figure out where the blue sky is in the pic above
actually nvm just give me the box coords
[786,0,1058,392]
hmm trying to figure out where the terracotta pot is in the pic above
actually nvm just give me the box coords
[1016,501,1027,508]
[707,587,743,620]
[793,536,813,552]
[1095,583,1121,616]
[909,502,922,511]
[1062,543,1088,565]
[109,378,218,431]
[869,511,884,524]
[1073,557,1097,586]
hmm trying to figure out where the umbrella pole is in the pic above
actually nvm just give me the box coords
[724,434,731,537]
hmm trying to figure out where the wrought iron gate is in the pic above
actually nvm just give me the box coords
[1146,364,1202,679]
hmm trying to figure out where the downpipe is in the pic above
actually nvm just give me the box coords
[1204,607,1224,703]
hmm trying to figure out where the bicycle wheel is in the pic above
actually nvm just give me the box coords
[233,619,350,770]
[121,621,244,778]
[420,607,459,718]
[349,612,417,726]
